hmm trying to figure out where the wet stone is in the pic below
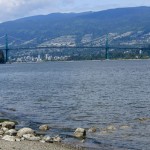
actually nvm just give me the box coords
[106,125,116,131]
[23,134,41,141]
[2,121,15,129]
[120,125,130,130]
[5,129,17,136]
[88,127,97,133]
[74,128,86,138]
[2,127,9,132]
[42,135,53,143]
[2,135,16,142]
[39,124,50,131]
[53,135,62,142]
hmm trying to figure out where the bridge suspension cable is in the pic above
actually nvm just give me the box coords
[0,35,5,40]
[8,35,26,43]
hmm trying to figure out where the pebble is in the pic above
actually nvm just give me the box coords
[2,135,16,142]
[106,125,116,131]
[88,127,97,133]
[42,136,53,143]
[23,134,41,141]
[39,125,50,131]
[120,125,130,129]
[0,129,4,135]
[53,135,62,142]
[5,129,17,136]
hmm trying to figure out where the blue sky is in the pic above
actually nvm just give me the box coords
[0,0,150,22]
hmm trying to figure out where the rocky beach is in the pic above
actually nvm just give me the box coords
[0,120,86,150]
[0,118,135,150]
[0,140,77,150]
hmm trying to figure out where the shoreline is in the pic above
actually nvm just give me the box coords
[0,140,82,150]
[4,57,150,64]
[0,119,86,150]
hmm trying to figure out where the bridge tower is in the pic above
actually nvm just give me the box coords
[5,34,8,62]
[105,34,109,60]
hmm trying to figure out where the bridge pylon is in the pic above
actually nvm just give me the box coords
[105,34,109,60]
[5,34,9,62]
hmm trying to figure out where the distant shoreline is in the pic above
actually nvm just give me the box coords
[4,58,150,64]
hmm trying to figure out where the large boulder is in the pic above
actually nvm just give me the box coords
[2,121,15,129]
[17,128,35,137]
[74,128,86,138]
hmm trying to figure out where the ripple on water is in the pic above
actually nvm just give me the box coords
[1,60,150,149]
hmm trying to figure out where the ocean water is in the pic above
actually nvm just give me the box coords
[0,60,150,149]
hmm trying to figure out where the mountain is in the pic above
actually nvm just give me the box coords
[0,6,150,58]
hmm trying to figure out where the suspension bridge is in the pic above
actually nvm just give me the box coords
[0,34,150,62]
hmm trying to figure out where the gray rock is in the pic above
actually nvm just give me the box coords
[74,128,86,138]
[100,130,108,135]
[15,138,21,142]
[106,125,116,131]
[2,121,15,129]
[0,129,4,135]
[5,129,17,136]
[21,137,25,141]
[42,135,53,143]
[100,125,117,135]
[2,127,9,132]
[40,140,46,143]
[17,128,35,137]
[120,125,130,129]
[2,135,16,142]
[53,135,62,142]
[23,134,40,141]
[39,125,50,131]
[88,127,97,133]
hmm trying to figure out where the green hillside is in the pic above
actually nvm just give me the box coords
[0,6,150,60]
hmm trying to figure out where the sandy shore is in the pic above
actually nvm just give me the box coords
[0,140,79,150]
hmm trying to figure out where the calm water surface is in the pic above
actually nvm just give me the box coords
[0,60,150,149]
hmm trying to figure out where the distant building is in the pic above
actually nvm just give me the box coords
[139,50,142,55]
[48,56,53,61]
[37,55,42,62]
[45,54,48,60]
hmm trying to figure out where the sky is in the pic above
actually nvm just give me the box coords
[0,0,150,23]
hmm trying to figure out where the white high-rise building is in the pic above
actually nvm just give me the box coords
[139,50,142,55]
[45,54,48,60]
[37,55,41,62]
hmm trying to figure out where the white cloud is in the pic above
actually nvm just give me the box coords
[0,0,73,22]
